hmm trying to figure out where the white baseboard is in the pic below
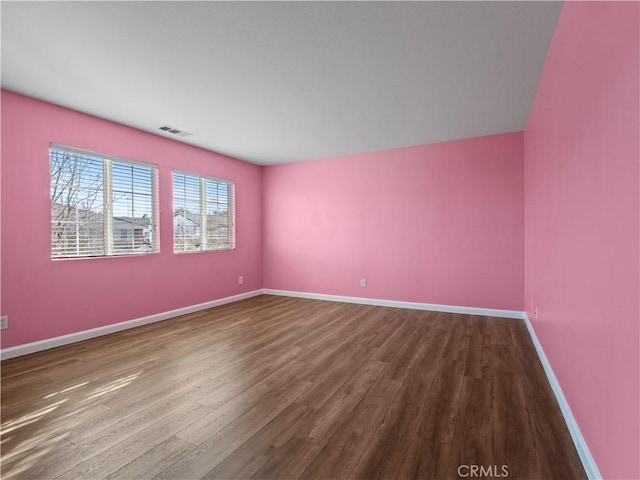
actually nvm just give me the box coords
[263,289,523,319]
[522,313,601,480]
[0,289,263,360]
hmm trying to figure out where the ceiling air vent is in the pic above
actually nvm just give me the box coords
[159,125,192,137]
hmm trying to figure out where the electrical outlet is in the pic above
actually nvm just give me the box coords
[238,276,244,285]
[0,316,8,330]
[360,279,367,288]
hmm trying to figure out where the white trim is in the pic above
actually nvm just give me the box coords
[103,158,114,256]
[522,313,602,480]
[0,290,262,360]
[262,289,523,319]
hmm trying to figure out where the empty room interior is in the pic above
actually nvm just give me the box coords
[1,1,638,480]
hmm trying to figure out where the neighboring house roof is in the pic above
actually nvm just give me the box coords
[174,212,230,229]
[52,204,151,230]
[174,212,200,226]
[113,216,151,229]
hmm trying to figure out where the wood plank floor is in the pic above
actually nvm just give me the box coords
[1,295,586,479]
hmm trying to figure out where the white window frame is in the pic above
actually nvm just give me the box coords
[50,144,159,259]
[173,171,235,253]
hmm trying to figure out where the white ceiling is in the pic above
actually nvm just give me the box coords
[1,1,562,165]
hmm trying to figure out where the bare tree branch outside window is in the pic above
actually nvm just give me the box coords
[50,151,104,257]
[50,147,157,258]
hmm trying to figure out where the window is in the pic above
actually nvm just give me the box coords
[50,145,158,258]
[117,228,133,242]
[173,171,235,252]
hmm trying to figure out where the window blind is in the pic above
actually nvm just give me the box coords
[50,146,158,258]
[173,172,235,252]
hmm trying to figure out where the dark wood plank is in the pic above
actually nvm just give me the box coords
[153,376,313,479]
[446,376,494,478]
[347,398,419,479]
[251,436,323,480]
[396,437,452,480]
[298,376,404,479]
[201,402,311,480]
[492,344,541,478]
[295,359,389,444]
[415,360,466,444]
[0,295,586,480]
[104,436,193,480]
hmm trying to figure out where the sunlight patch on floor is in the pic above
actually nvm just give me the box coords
[85,371,141,401]
[0,399,67,435]
[43,381,89,399]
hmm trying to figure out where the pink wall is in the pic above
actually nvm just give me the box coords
[263,132,524,311]
[0,91,263,349]
[524,2,640,479]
